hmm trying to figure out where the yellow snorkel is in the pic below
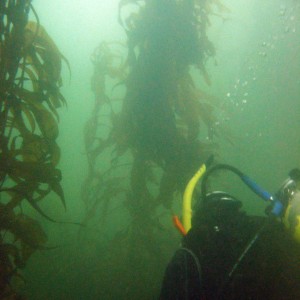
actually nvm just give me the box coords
[182,163,207,232]
[173,156,213,235]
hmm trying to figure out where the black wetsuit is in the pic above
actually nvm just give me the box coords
[159,216,300,300]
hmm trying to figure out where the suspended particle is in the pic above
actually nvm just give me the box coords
[279,5,286,16]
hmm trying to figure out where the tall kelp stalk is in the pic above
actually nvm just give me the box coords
[83,0,227,298]
[0,1,68,298]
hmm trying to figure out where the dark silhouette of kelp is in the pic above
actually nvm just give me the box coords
[82,0,228,298]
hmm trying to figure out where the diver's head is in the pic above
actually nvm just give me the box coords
[280,169,300,243]
[192,191,243,230]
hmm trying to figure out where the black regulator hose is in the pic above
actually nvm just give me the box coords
[201,164,283,216]
[201,164,244,202]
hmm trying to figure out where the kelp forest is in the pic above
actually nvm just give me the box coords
[81,0,227,298]
[0,0,67,298]
[0,0,229,299]
[0,0,298,298]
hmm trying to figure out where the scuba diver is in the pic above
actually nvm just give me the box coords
[159,158,300,300]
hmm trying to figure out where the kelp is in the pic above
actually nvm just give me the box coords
[82,0,228,298]
[0,1,68,298]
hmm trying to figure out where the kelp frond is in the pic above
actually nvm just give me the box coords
[0,1,68,296]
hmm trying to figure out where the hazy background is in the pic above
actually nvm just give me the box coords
[23,0,300,298]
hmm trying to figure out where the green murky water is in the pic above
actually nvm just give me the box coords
[20,1,299,299]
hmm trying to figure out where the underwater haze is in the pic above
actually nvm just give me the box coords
[21,0,300,299]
